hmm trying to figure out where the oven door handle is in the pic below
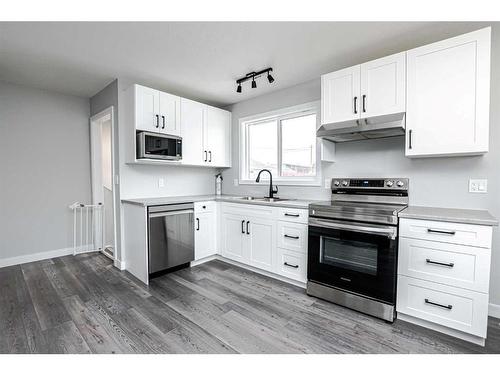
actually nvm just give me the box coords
[309,218,397,239]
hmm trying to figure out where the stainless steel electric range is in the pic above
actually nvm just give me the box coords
[307,178,409,322]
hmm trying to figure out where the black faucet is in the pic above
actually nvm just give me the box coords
[255,169,278,199]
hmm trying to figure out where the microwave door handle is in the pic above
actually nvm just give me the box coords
[309,218,397,239]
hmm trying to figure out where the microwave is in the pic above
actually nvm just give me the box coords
[136,131,182,161]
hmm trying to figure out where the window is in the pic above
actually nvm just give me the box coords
[240,102,320,185]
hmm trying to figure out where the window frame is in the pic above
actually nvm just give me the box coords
[239,101,321,186]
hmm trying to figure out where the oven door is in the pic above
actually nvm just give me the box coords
[308,218,398,304]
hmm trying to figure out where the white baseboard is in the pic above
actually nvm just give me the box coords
[489,303,500,319]
[114,258,126,270]
[0,247,74,269]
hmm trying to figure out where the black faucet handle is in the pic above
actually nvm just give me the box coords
[272,185,279,194]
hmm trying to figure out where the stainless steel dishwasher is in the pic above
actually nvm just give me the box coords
[148,203,194,277]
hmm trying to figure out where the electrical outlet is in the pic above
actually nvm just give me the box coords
[324,178,332,189]
[233,179,238,186]
[469,179,487,193]
[158,178,165,188]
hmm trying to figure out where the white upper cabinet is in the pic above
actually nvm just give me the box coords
[205,106,231,167]
[159,91,181,136]
[135,85,160,132]
[321,53,406,126]
[360,52,406,118]
[406,28,491,157]
[321,65,361,125]
[134,84,180,135]
[180,98,205,165]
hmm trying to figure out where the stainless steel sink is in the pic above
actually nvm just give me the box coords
[231,196,294,203]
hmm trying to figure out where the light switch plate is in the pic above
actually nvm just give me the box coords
[233,179,238,186]
[324,178,332,189]
[158,178,165,188]
[469,179,487,193]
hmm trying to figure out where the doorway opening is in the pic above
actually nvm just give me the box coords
[90,107,116,261]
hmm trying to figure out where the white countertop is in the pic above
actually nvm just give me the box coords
[121,194,318,209]
[399,206,498,226]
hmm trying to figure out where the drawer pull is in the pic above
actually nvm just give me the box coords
[427,228,456,235]
[426,259,454,268]
[284,213,300,217]
[424,298,452,310]
[284,234,299,240]
[284,262,299,269]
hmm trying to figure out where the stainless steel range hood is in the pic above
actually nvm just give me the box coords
[316,112,406,143]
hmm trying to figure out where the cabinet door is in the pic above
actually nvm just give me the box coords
[195,211,216,260]
[247,217,275,272]
[406,28,491,157]
[221,214,246,263]
[205,106,231,167]
[135,85,160,132]
[321,65,361,125]
[360,52,406,118]
[180,98,205,165]
[159,91,181,136]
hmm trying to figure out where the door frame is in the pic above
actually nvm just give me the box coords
[90,106,117,261]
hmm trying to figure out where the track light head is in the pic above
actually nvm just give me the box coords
[267,73,274,83]
[252,78,257,89]
[236,84,242,93]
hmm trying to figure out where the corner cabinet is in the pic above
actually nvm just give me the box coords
[180,98,232,167]
[321,52,406,126]
[405,28,491,157]
[124,84,231,168]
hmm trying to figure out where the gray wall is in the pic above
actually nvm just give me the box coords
[0,81,91,260]
[89,79,123,263]
[222,25,500,306]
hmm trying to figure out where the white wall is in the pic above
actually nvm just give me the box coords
[0,81,91,263]
[222,25,500,306]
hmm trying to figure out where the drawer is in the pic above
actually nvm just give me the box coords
[194,201,216,213]
[276,207,308,224]
[399,218,492,248]
[277,221,307,253]
[275,248,307,283]
[221,202,274,218]
[397,275,489,338]
[398,238,491,292]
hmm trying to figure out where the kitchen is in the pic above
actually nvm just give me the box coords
[1,13,500,366]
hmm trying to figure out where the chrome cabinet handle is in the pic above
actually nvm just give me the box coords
[284,234,299,240]
[241,220,245,234]
[427,228,456,235]
[284,262,299,269]
[162,115,166,129]
[246,221,250,235]
[284,213,299,217]
[426,259,454,268]
[353,96,358,114]
[425,298,452,310]
[196,218,200,231]
[362,95,366,113]
[155,114,159,128]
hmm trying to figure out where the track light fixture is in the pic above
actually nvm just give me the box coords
[236,67,274,93]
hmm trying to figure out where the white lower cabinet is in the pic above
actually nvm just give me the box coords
[397,218,493,346]
[220,203,308,283]
[194,202,217,261]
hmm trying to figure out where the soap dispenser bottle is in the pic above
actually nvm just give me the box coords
[215,173,223,196]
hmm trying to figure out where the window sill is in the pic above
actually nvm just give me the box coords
[238,179,322,187]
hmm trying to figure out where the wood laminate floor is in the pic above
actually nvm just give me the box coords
[1,253,499,354]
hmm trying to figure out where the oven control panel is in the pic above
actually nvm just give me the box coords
[331,178,408,190]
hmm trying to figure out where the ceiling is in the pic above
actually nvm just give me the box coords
[0,22,492,107]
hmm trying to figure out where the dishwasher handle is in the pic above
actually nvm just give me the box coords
[149,209,194,218]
